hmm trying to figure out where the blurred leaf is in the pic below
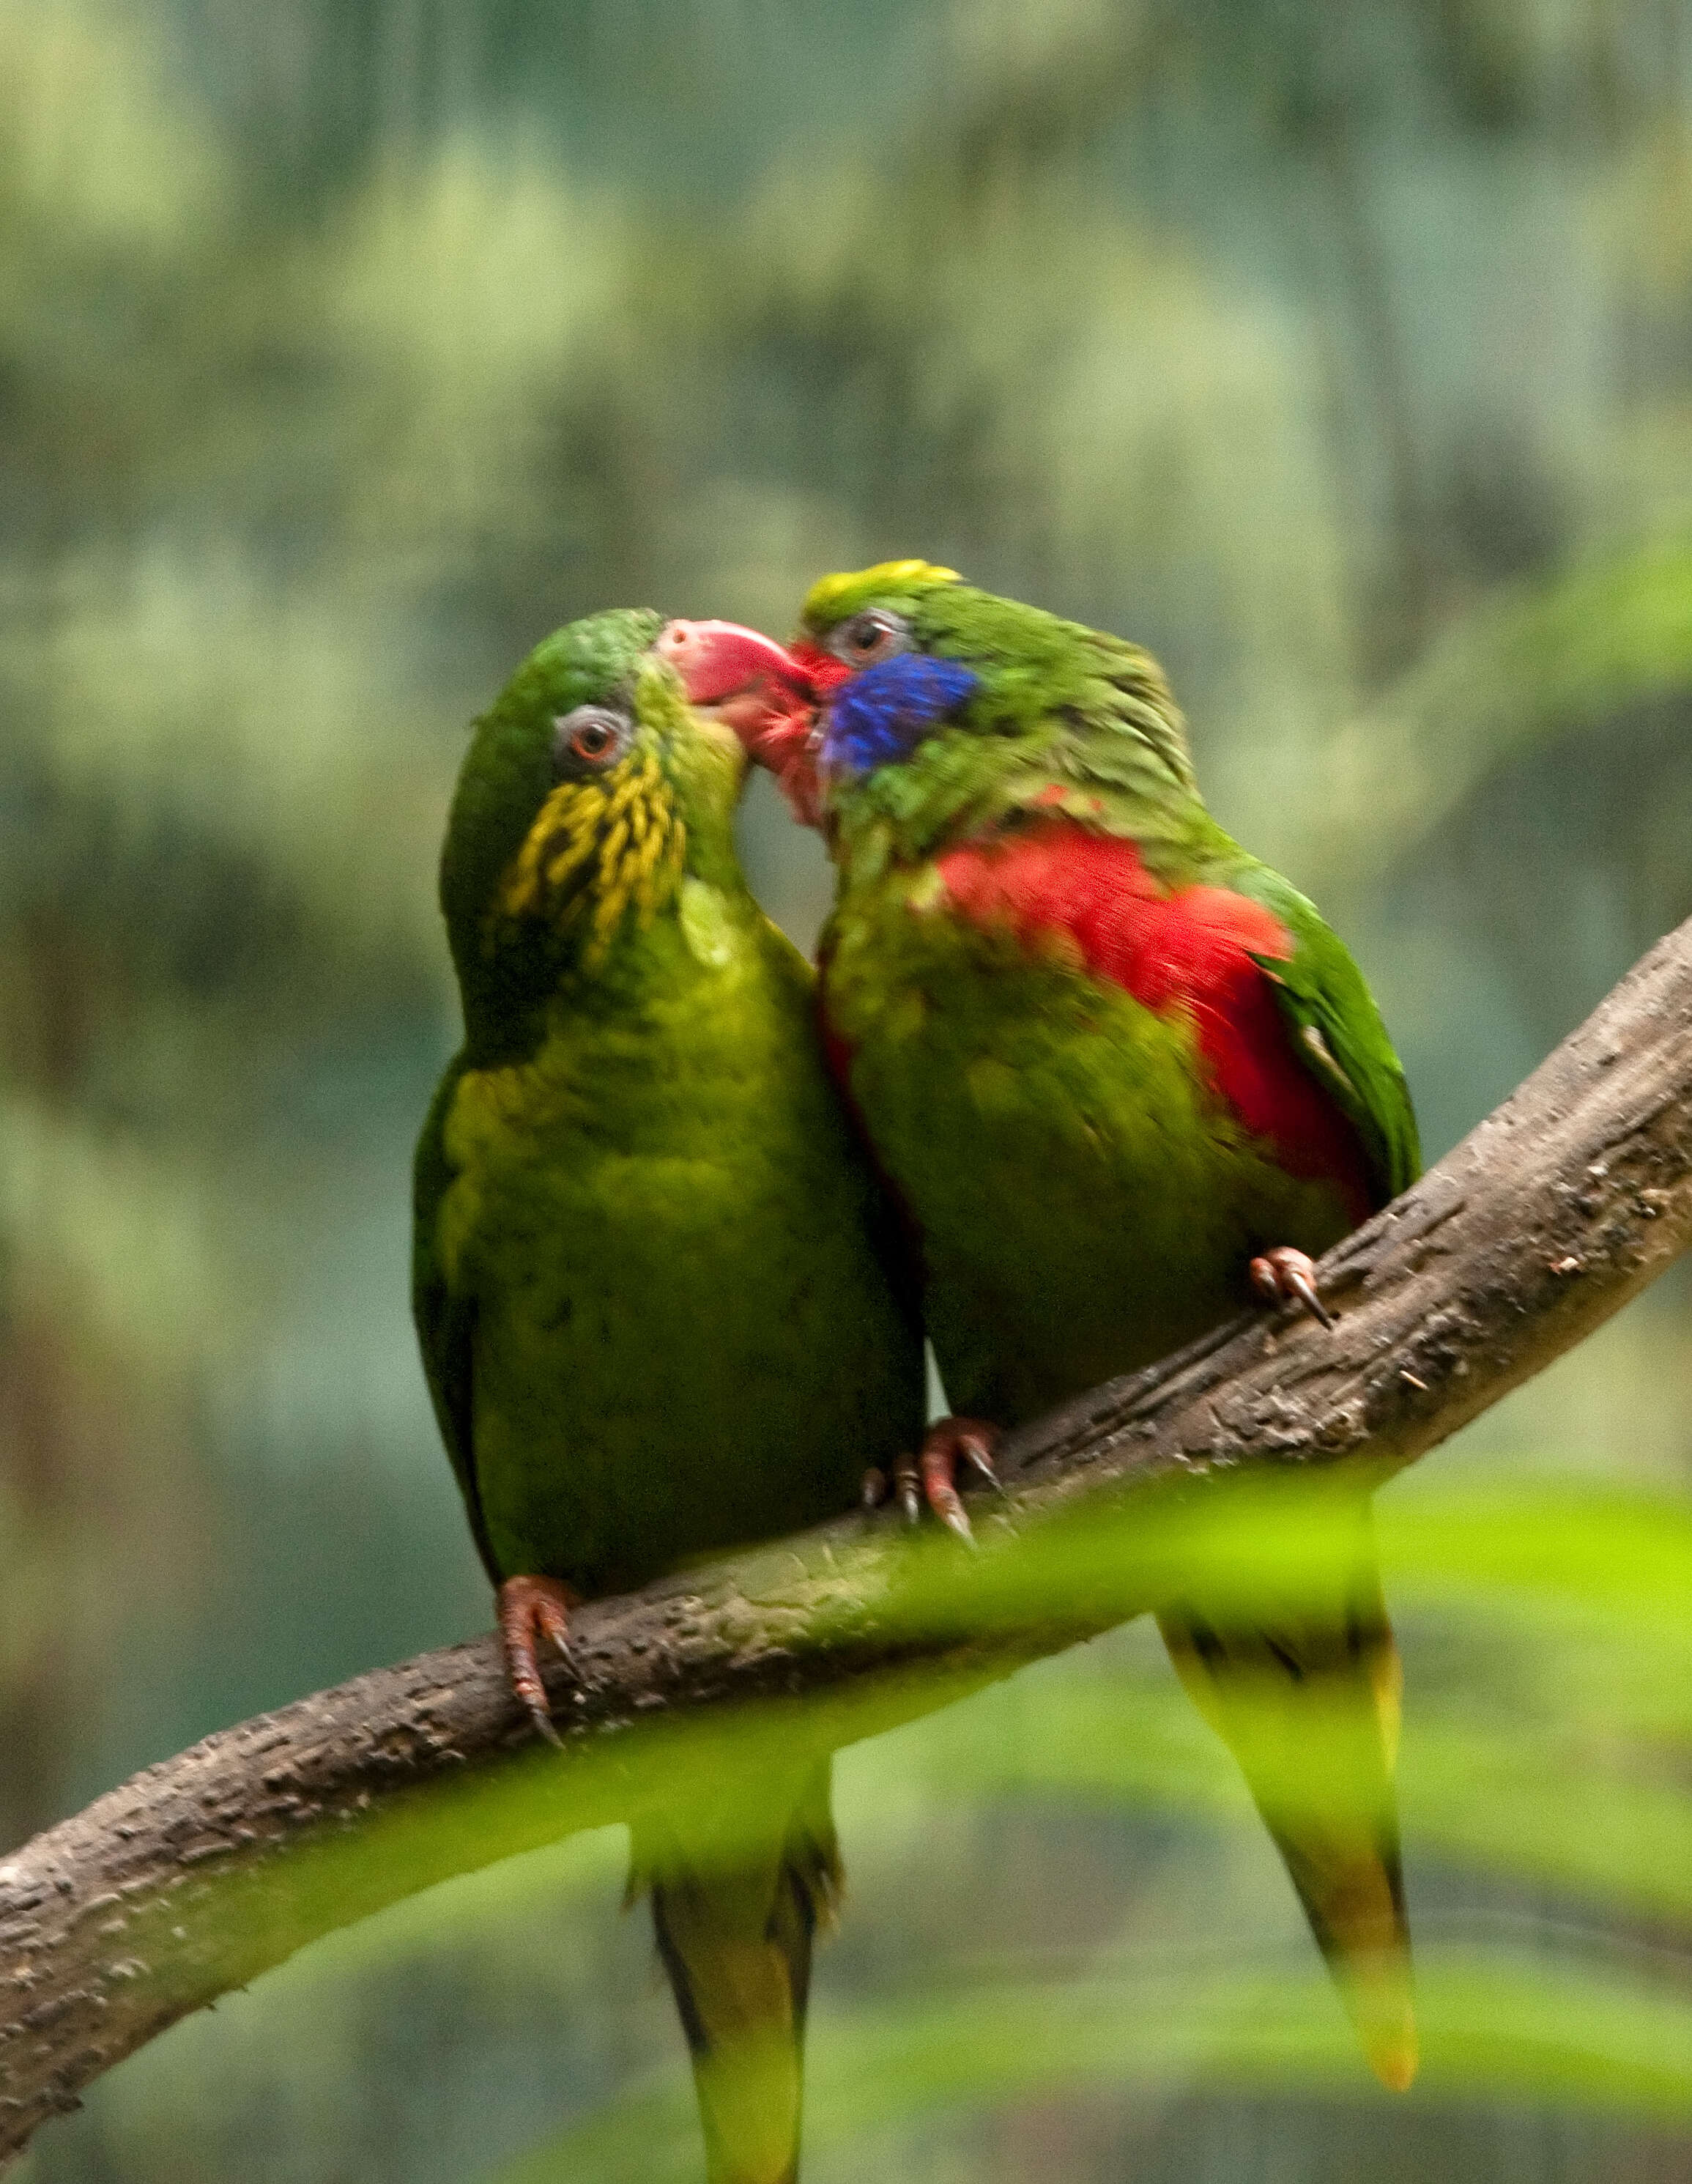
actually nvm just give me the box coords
[0,1089,228,1358]
[494,1947,1692,2182]
[1313,534,1692,895]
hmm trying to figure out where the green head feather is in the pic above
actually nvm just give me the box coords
[798,563,1200,859]
[440,607,746,1054]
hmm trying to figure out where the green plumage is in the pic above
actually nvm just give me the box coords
[820,875,1367,1417]
[413,610,923,2183]
[1237,865,1421,1204]
[806,563,1417,1402]
[800,562,1421,2087]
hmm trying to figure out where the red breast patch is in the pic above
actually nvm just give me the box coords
[934,821,1376,1220]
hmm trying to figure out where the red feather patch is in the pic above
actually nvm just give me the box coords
[934,822,1376,1221]
[789,639,855,695]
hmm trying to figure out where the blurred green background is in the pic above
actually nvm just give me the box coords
[2,0,1691,2176]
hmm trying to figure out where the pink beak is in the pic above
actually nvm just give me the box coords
[655,619,824,824]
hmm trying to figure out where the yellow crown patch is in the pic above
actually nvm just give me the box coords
[801,559,961,627]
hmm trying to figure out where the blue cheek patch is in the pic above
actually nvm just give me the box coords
[821,653,980,780]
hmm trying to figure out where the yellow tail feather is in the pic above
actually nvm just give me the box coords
[634,1757,840,2183]
[1157,1499,1417,2091]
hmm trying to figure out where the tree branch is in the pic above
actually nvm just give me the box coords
[7,916,1692,2161]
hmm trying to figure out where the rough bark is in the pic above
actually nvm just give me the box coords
[6,915,1692,2161]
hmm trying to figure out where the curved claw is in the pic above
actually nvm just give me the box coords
[1250,1245,1335,1330]
[899,1417,1003,1544]
[497,1574,580,1748]
[959,1434,1007,1495]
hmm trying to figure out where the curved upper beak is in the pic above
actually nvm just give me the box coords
[656,619,813,722]
[656,619,824,823]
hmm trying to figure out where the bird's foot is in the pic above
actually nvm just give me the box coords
[864,1417,1003,1544]
[1249,1245,1335,1330]
[497,1574,580,1748]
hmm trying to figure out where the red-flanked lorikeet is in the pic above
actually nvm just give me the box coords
[664,565,1421,2091]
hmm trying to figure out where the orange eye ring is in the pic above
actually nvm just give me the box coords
[552,704,632,775]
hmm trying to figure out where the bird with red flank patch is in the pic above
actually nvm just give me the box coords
[661,562,1422,2093]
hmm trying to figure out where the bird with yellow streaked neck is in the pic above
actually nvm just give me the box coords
[412,608,922,2184]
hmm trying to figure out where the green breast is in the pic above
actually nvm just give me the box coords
[428,893,921,1596]
[824,877,1354,1428]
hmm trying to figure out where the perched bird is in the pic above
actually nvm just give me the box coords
[412,608,924,2183]
[672,563,1422,2091]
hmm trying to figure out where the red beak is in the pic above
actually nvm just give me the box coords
[655,619,825,825]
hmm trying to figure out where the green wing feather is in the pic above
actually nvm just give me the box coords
[1230,865,1422,1204]
[411,1056,499,1585]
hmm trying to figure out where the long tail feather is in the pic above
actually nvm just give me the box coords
[1157,1500,1416,2092]
[632,1756,840,2184]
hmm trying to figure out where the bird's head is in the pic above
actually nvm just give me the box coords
[441,607,773,1052]
[663,560,1192,858]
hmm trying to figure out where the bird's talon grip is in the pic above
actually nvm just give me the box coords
[497,1574,580,1747]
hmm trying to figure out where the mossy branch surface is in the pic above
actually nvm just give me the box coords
[7,915,1692,2161]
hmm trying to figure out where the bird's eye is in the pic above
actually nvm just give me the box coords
[552,705,632,775]
[828,609,910,670]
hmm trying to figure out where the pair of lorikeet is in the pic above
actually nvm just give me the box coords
[411,562,1422,2183]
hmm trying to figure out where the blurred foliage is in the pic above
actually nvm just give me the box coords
[1,0,1691,2176]
[14,1477,1689,2183]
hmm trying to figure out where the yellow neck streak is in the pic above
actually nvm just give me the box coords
[494,750,687,965]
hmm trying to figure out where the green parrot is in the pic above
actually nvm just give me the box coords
[671,564,1422,2091]
[412,607,924,2183]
